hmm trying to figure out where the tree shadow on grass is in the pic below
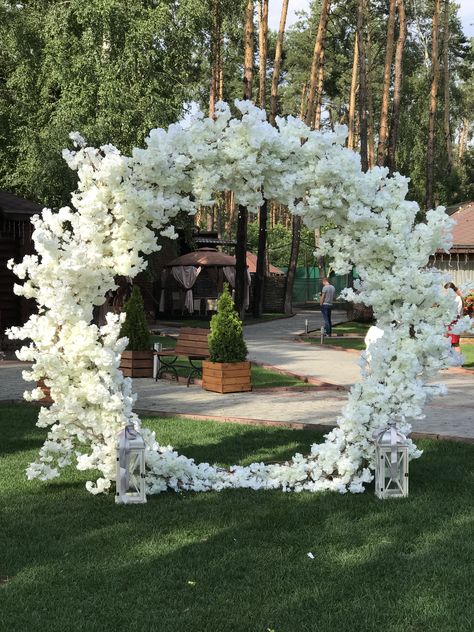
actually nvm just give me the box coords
[0,404,44,456]
[1,405,473,631]
[167,426,326,467]
[1,465,473,632]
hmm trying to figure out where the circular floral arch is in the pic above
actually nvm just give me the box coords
[8,101,464,496]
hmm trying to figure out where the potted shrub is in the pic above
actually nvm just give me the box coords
[119,285,153,378]
[202,285,251,393]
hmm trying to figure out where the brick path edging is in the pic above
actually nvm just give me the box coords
[135,408,474,444]
[2,398,473,444]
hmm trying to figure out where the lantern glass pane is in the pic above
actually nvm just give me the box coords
[127,452,141,494]
[381,450,408,498]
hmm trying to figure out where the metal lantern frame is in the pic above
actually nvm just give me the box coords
[116,425,147,504]
[374,425,409,499]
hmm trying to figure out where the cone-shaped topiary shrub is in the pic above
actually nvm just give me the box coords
[208,284,248,363]
[119,285,152,351]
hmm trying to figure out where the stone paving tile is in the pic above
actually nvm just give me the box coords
[2,364,473,439]
[0,365,29,401]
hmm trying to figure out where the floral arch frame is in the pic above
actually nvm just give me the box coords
[8,101,464,496]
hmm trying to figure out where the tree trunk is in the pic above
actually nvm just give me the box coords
[253,199,268,316]
[442,0,452,172]
[314,227,326,278]
[243,0,254,101]
[357,0,369,173]
[225,191,236,237]
[236,0,254,316]
[257,0,269,109]
[305,0,332,126]
[253,0,269,317]
[366,29,375,167]
[269,0,289,126]
[457,117,469,163]
[313,47,325,130]
[235,205,248,318]
[425,0,441,211]
[348,34,358,150]
[208,0,222,118]
[284,215,301,314]
[387,0,406,175]
[376,0,396,166]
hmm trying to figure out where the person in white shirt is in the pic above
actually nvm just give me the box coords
[320,277,336,336]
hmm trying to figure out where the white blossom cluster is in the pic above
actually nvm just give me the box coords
[7,101,470,497]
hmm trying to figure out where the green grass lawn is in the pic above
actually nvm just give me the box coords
[1,404,473,631]
[461,343,474,369]
[151,335,308,388]
[332,321,372,335]
[303,335,367,351]
[304,321,370,351]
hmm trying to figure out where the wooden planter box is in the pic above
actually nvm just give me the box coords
[202,360,252,394]
[37,379,53,404]
[120,350,153,378]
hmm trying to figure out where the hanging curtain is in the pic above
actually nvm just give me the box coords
[171,266,202,312]
[223,266,251,310]
[222,266,236,288]
[158,269,168,312]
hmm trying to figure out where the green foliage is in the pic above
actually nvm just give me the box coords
[457,147,474,201]
[119,285,151,351]
[208,285,247,362]
[278,0,473,209]
[247,220,319,268]
[0,0,218,206]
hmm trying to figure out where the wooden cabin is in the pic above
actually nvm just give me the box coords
[0,192,41,334]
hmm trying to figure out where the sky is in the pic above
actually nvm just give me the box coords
[268,0,474,38]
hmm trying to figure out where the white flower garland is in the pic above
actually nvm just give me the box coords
[8,101,469,496]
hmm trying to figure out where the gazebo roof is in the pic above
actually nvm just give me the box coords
[166,248,236,267]
[166,248,286,274]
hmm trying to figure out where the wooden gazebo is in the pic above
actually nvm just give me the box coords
[160,248,251,314]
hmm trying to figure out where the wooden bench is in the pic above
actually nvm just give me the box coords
[154,327,210,387]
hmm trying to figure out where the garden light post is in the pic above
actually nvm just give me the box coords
[374,424,409,499]
[153,342,162,380]
[116,425,147,504]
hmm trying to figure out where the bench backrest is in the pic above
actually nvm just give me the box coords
[174,327,210,357]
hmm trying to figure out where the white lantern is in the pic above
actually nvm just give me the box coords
[374,425,409,499]
[115,425,147,504]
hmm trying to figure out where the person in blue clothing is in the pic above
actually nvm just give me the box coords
[320,277,336,336]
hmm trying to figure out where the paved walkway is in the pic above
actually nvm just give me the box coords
[1,309,473,439]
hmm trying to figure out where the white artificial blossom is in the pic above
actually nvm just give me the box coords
[8,101,470,496]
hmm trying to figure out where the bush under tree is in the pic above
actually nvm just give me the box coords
[119,285,152,352]
[208,285,247,363]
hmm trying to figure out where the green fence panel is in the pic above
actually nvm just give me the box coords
[292,273,349,303]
